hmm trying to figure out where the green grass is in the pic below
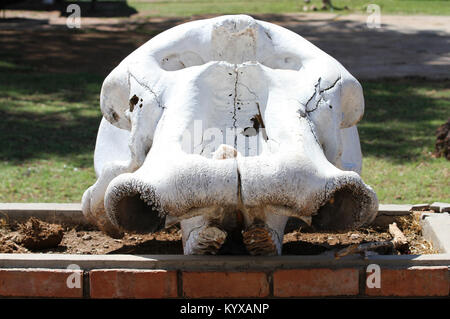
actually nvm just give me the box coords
[0,68,448,204]
[124,0,450,17]
[0,69,103,202]
[359,79,450,204]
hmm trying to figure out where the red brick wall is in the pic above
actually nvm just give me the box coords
[0,266,448,298]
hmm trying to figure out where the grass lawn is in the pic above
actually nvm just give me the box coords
[0,68,102,203]
[124,0,450,17]
[359,79,449,204]
[0,64,448,204]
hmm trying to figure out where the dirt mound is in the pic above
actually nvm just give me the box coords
[0,214,437,255]
[16,217,64,250]
[0,237,27,253]
[434,118,450,160]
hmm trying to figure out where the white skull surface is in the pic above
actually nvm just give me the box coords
[82,15,378,255]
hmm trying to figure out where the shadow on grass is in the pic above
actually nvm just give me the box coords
[0,70,103,167]
[359,78,449,163]
[2,0,138,18]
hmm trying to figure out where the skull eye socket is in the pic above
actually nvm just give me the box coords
[160,51,303,72]
[261,54,302,71]
[160,51,205,71]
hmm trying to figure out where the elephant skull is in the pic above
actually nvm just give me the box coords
[82,15,378,255]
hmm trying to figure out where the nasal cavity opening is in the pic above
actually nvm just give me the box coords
[312,186,362,231]
[115,194,165,233]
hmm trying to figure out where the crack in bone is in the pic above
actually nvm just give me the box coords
[231,66,245,209]
[305,76,341,113]
[300,76,342,150]
[304,77,322,111]
[232,65,239,148]
[236,76,269,142]
[128,70,165,109]
[238,81,259,100]
[305,115,320,146]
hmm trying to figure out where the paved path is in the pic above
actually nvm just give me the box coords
[270,13,450,79]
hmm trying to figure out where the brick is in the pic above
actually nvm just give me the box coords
[182,271,269,298]
[0,268,83,298]
[90,269,177,298]
[365,267,449,297]
[273,268,359,297]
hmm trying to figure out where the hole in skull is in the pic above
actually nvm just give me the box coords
[242,127,257,137]
[244,111,268,141]
[115,194,165,234]
[129,94,139,112]
[312,186,362,231]
[111,111,119,122]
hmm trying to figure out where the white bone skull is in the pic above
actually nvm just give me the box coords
[82,15,378,255]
